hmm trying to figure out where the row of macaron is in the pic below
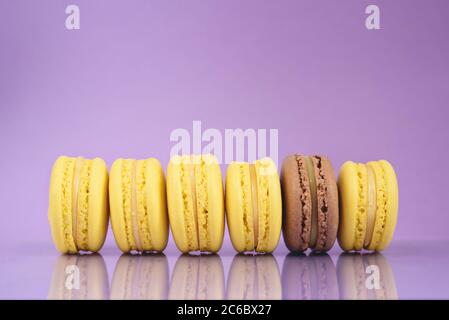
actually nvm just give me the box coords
[48,154,398,254]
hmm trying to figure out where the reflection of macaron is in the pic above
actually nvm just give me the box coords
[337,253,398,300]
[226,158,282,253]
[48,254,109,300]
[281,253,338,300]
[48,156,109,254]
[169,254,224,300]
[167,155,224,253]
[110,158,168,253]
[226,254,281,300]
[110,254,169,300]
[338,160,398,251]
[281,155,339,252]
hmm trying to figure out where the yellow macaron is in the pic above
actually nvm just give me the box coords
[109,158,168,253]
[166,154,224,253]
[338,160,398,251]
[48,156,109,254]
[225,157,282,253]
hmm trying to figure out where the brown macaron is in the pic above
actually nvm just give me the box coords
[281,154,339,252]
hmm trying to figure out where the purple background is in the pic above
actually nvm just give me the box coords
[1,0,449,299]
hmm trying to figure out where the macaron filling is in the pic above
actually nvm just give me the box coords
[189,160,199,250]
[130,160,143,251]
[304,156,318,248]
[71,157,83,250]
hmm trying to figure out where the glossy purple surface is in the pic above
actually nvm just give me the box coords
[2,241,449,299]
[1,0,449,299]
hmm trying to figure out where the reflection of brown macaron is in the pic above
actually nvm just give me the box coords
[281,253,338,300]
[281,155,339,252]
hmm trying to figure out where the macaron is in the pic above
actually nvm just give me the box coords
[109,158,168,253]
[167,154,224,253]
[338,160,398,251]
[225,157,282,253]
[280,154,339,252]
[48,156,109,254]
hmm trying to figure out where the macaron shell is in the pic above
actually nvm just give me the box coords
[167,157,193,252]
[225,162,255,252]
[48,156,75,254]
[281,156,305,251]
[317,156,339,251]
[281,155,312,252]
[255,158,282,253]
[337,161,359,251]
[202,156,224,252]
[86,158,109,252]
[144,158,169,252]
[372,160,398,251]
[109,159,132,252]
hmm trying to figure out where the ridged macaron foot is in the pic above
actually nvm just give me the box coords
[167,154,224,253]
[225,157,282,253]
[48,156,109,254]
[109,158,169,253]
[281,154,339,253]
[337,160,398,252]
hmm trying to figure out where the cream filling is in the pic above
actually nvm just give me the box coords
[71,157,84,249]
[249,164,259,249]
[364,165,377,247]
[190,157,200,250]
[305,156,318,248]
[131,160,142,251]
